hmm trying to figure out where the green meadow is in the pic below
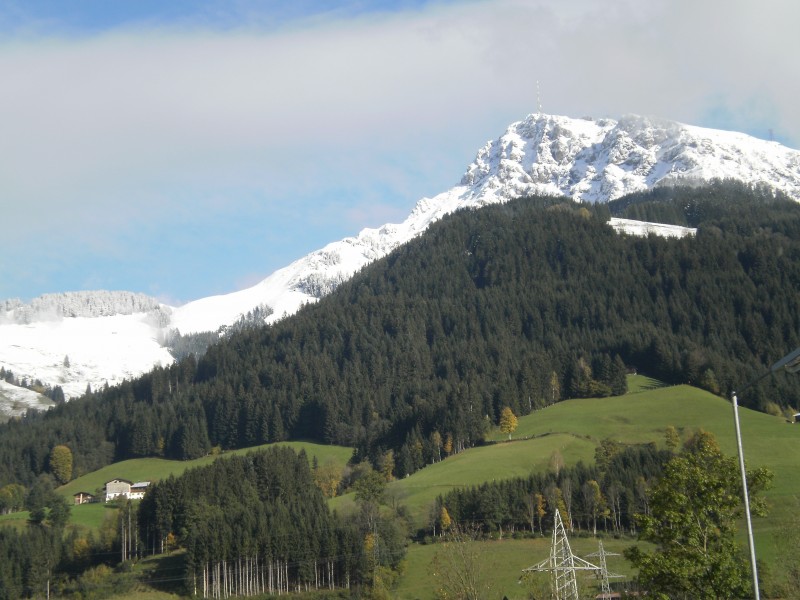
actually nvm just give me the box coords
[330,431,598,527]
[336,377,799,534]
[496,381,800,564]
[395,536,642,600]
[368,432,595,528]
[390,380,800,597]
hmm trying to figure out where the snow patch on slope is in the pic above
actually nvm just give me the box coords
[0,313,174,398]
[0,380,53,421]
[609,218,695,238]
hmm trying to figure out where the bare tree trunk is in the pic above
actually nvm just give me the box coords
[269,560,274,595]
[128,506,133,561]
[121,515,126,562]
[277,560,282,596]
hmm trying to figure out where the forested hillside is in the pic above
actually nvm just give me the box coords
[137,446,405,597]
[1,183,800,488]
[0,446,405,598]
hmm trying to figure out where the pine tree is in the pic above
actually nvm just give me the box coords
[549,371,560,405]
[51,385,65,404]
[610,355,628,395]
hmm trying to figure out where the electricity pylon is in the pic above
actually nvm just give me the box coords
[522,509,601,600]
[585,539,624,598]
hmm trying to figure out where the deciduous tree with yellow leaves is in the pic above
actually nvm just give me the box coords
[498,407,518,440]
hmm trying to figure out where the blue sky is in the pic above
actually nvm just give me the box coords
[1,0,798,305]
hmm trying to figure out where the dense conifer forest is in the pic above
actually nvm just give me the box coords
[137,447,405,598]
[1,182,799,490]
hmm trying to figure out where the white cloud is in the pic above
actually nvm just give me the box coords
[1,0,798,299]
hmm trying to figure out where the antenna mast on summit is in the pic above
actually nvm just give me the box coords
[536,80,543,114]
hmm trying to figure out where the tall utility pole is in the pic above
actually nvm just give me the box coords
[732,346,800,600]
[731,388,758,600]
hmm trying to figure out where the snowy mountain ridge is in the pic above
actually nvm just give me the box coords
[462,114,800,203]
[188,113,796,334]
[1,291,167,324]
[2,112,799,399]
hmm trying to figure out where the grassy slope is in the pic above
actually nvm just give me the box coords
[392,379,800,598]
[332,433,597,525]
[331,377,669,520]
[396,536,640,600]
[504,381,800,558]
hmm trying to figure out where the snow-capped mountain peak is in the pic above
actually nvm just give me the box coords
[462,113,800,203]
[2,113,799,400]
[187,113,796,333]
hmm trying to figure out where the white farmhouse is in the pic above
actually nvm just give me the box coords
[104,478,150,502]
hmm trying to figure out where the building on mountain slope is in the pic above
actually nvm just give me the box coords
[104,478,150,502]
[73,491,96,505]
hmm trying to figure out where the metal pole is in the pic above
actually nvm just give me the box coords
[730,347,800,600]
[731,391,759,600]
